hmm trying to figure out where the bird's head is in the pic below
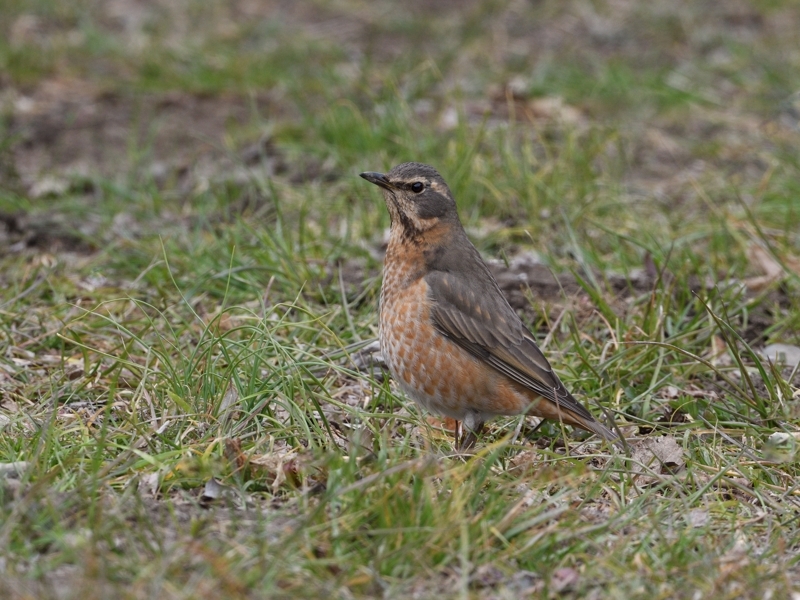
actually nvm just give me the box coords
[360,162,459,239]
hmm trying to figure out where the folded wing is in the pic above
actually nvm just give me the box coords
[425,269,597,424]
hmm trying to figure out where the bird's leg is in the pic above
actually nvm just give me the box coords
[454,420,463,448]
[458,426,483,451]
[522,417,546,442]
[458,413,485,452]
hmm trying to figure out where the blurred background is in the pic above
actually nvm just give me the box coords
[2,0,798,257]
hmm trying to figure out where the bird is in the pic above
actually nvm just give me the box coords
[359,162,621,451]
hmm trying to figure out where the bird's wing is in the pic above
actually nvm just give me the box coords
[425,269,595,423]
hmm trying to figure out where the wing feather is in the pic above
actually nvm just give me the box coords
[425,270,595,423]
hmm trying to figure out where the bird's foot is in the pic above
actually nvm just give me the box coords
[456,421,484,452]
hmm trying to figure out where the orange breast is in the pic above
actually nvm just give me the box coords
[380,255,532,420]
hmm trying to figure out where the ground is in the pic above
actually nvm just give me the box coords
[1,0,800,598]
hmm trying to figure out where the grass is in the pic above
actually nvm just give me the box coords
[2,0,800,598]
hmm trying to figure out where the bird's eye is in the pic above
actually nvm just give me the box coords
[411,182,424,193]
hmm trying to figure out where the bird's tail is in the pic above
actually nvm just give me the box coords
[572,412,624,449]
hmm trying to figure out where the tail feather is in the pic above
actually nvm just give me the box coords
[572,412,624,449]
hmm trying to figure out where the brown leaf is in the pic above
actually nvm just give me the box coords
[223,438,246,473]
[550,567,580,593]
[631,436,686,479]
[744,244,783,291]
[249,448,305,492]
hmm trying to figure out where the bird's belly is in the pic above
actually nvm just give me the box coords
[380,278,528,419]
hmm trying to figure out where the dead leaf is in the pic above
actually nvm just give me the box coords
[509,571,541,595]
[200,477,235,506]
[347,425,374,456]
[0,461,29,478]
[719,533,750,576]
[217,385,239,422]
[550,567,580,593]
[29,175,69,199]
[140,471,161,497]
[686,508,710,528]
[662,385,680,399]
[223,438,247,474]
[631,436,686,479]
[763,431,797,463]
[744,244,783,291]
[471,564,504,589]
[529,96,584,125]
[760,343,800,369]
[249,448,303,492]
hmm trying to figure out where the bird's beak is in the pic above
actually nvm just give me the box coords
[359,171,395,191]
